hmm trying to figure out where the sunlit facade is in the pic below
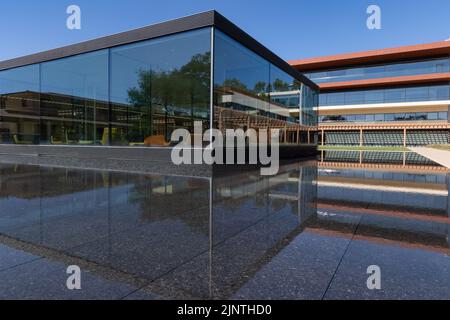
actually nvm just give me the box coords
[0,11,318,149]
[290,42,450,147]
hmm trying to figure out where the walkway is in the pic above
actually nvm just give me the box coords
[410,147,450,169]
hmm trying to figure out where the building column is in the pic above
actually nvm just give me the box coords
[321,129,325,146]
[360,129,364,147]
[403,128,407,148]
[307,130,311,144]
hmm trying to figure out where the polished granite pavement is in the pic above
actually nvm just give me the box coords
[0,157,449,300]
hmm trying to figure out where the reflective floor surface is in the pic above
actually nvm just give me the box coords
[0,151,449,300]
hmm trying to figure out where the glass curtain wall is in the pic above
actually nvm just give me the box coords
[320,85,450,107]
[213,30,317,144]
[301,84,318,126]
[110,28,211,146]
[320,111,449,123]
[214,30,271,128]
[0,28,211,147]
[40,50,109,145]
[270,66,302,124]
[307,57,450,84]
[0,65,40,144]
[0,26,316,147]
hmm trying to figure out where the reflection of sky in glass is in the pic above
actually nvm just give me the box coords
[214,30,310,95]
[0,28,212,106]
[270,65,297,92]
[214,30,269,92]
[41,50,109,101]
[307,58,450,84]
[0,65,39,94]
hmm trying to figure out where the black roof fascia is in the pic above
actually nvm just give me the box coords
[0,10,318,90]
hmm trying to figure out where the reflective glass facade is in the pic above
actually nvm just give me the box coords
[0,29,211,147]
[306,57,450,84]
[214,30,318,130]
[320,111,449,123]
[299,41,450,149]
[300,85,318,126]
[40,50,109,145]
[0,65,40,144]
[110,29,211,146]
[319,84,450,106]
[0,23,317,147]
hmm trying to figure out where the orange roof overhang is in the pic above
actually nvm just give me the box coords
[289,41,450,72]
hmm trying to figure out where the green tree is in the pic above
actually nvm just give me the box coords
[272,78,291,92]
[127,52,211,140]
[253,81,268,94]
[222,78,248,91]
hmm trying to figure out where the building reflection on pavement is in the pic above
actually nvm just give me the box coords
[316,151,450,300]
[0,152,449,299]
[0,161,317,299]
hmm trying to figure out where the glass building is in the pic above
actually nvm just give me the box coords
[0,11,318,148]
[305,57,450,84]
[291,39,450,148]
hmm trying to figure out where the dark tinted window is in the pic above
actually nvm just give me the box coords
[110,28,211,146]
[40,50,109,145]
[308,58,450,83]
[319,85,450,106]
[0,65,40,144]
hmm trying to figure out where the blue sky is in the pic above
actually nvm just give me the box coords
[1,0,450,62]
